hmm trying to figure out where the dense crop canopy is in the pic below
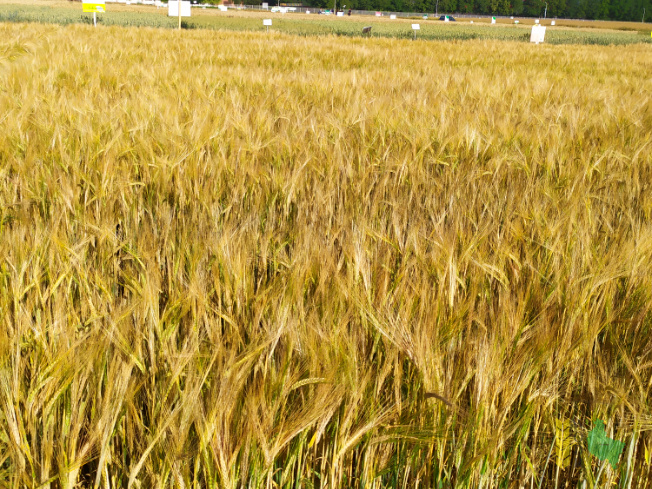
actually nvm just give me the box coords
[0,22,651,488]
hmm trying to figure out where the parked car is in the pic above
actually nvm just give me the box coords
[438,15,456,20]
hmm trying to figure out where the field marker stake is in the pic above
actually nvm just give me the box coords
[168,2,191,30]
[412,23,419,40]
[82,0,104,25]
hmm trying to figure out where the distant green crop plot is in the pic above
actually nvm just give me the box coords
[0,4,650,45]
[230,19,651,46]
[0,4,177,27]
[190,15,652,45]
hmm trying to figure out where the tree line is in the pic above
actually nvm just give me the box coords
[289,0,650,21]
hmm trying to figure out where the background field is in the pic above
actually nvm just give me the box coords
[1,19,652,489]
[0,0,651,44]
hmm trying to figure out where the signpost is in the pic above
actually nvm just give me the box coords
[82,0,105,27]
[530,24,546,43]
[491,16,496,24]
[168,0,191,29]
[263,18,272,32]
[411,23,419,40]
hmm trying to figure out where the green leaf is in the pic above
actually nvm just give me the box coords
[587,419,624,469]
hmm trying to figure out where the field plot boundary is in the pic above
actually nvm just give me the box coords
[1,2,651,44]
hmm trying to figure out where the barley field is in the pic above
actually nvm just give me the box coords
[1,21,651,488]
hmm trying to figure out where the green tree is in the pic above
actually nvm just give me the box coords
[524,0,545,16]
[460,0,475,12]
[440,0,458,12]
[475,0,491,13]
[500,0,511,14]
[547,0,566,17]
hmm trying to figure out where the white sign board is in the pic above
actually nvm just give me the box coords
[411,23,420,29]
[551,20,555,25]
[263,18,272,25]
[444,15,449,21]
[491,16,496,23]
[337,11,344,15]
[535,18,539,23]
[530,24,546,43]
[262,2,268,7]
[375,11,381,16]
[390,14,396,18]
[168,0,190,16]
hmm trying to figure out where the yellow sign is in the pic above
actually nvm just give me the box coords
[83,3,105,12]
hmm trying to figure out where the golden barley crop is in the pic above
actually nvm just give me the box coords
[0,21,651,488]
